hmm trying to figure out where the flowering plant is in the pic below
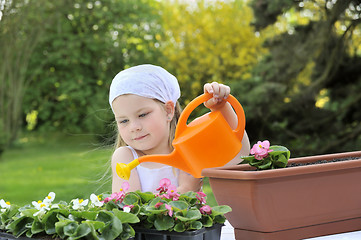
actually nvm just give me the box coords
[0,179,231,239]
[126,178,231,232]
[0,191,138,240]
[241,140,290,170]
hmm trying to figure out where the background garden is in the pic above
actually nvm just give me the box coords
[1,0,361,206]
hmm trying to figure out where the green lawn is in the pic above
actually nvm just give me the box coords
[0,133,217,206]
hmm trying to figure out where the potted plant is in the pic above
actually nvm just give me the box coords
[0,178,231,240]
[106,179,230,240]
[0,191,138,240]
[202,140,361,240]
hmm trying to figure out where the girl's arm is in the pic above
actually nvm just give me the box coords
[203,82,251,164]
[111,146,142,193]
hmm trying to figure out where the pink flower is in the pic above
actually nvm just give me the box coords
[200,205,212,215]
[196,192,207,204]
[102,182,130,204]
[250,140,273,160]
[119,182,130,193]
[165,185,180,201]
[156,178,171,193]
[155,202,164,208]
[165,204,173,217]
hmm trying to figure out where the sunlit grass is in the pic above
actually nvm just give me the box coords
[0,133,217,206]
[0,133,113,206]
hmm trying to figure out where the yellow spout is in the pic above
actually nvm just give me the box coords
[116,159,140,180]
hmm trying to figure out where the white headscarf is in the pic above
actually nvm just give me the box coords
[109,64,180,113]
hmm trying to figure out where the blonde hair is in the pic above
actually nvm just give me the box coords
[113,100,182,150]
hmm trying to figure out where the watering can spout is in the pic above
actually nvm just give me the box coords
[116,150,190,180]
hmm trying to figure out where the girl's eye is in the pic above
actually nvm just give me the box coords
[119,119,128,124]
[139,112,149,118]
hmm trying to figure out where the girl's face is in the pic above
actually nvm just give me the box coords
[112,94,172,154]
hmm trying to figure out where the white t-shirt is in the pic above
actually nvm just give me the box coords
[126,146,179,192]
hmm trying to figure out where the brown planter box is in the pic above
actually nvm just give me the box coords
[202,151,361,240]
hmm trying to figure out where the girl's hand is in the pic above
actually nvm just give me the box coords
[203,82,230,111]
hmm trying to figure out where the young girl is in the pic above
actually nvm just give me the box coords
[109,64,250,193]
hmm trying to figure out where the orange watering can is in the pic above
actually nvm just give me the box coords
[116,93,246,179]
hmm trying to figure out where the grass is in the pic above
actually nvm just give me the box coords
[0,132,217,206]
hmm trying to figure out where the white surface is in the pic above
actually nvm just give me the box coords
[220,220,235,240]
[220,221,361,240]
[304,231,361,240]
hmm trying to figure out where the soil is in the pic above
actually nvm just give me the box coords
[287,156,361,168]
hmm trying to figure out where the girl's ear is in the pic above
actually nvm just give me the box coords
[164,101,175,121]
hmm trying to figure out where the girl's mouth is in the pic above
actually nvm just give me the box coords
[134,134,148,141]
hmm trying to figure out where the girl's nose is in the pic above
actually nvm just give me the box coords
[130,120,142,131]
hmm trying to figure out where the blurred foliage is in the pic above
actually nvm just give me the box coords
[233,0,361,156]
[1,0,361,157]
[159,0,266,106]
[0,0,51,153]
[22,0,163,139]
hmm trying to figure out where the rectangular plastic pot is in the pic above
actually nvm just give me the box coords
[132,224,222,240]
[1,224,222,240]
[0,232,33,240]
[202,151,361,240]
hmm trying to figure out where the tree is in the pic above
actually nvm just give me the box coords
[1,0,164,153]
[242,0,361,156]
[0,0,51,153]
[158,0,266,106]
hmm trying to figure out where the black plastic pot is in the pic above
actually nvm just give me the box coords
[1,224,223,240]
[132,224,223,240]
[0,232,32,240]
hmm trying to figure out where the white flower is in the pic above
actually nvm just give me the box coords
[43,192,56,204]
[123,206,131,213]
[71,198,89,210]
[32,200,50,217]
[0,199,10,213]
[0,199,10,209]
[90,194,103,207]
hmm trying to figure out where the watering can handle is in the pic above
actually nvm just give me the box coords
[176,93,245,140]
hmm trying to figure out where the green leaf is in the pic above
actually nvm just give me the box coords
[211,205,232,216]
[190,221,202,230]
[42,211,58,234]
[112,208,139,224]
[258,160,272,170]
[214,215,226,224]
[98,214,123,240]
[1,205,20,225]
[239,156,255,164]
[174,222,186,232]
[169,200,188,211]
[64,221,79,236]
[105,200,118,211]
[123,193,140,205]
[70,210,98,220]
[148,197,163,207]
[201,215,213,227]
[174,209,201,221]
[6,216,33,237]
[269,145,289,152]
[135,191,156,204]
[20,209,38,218]
[96,211,113,224]
[69,222,92,240]
[55,219,77,238]
[154,215,174,231]
[274,154,288,168]
[31,220,44,234]
[83,220,105,230]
